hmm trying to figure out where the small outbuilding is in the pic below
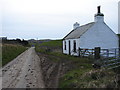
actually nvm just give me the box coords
[63,6,119,56]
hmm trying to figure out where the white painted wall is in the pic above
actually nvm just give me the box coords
[63,39,80,56]
[79,21,119,49]
[94,15,104,22]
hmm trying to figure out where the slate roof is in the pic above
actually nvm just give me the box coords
[63,22,95,40]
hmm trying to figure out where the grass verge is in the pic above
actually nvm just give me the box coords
[2,44,27,66]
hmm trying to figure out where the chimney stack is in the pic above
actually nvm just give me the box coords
[94,6,104,22]
[73,22,80,29]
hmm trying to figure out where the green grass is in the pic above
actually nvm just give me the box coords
[2,44,27,66]
[58,58,93,88]
[77,69,116,88]
[39,40,62,47]
[35,39,63,55]
[59,68,117,88]
[59,68,92,88]
[58,57,118,88]
[35,39,119,88]
[31,39,62,49]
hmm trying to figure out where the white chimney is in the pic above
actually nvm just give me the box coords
[94,6,104,22]
[73,22,80,29]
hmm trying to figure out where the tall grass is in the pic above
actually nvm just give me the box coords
[2,44,27,66]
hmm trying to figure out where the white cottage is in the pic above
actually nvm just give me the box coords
[63,6,119,56]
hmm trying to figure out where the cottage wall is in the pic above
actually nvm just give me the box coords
[79,22,119,49]
[63,39,80,55]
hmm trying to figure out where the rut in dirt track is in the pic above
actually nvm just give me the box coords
[38,53,75,88]
[39,55,61,88]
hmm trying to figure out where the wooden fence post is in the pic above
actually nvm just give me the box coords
[78,47,80,57]
[94,47,101,59]
[115,49,117,58]
[106,49,109,58]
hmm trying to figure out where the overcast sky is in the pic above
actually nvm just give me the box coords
[1,0,119,40]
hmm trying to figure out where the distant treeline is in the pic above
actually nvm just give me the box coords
[2,38,29,46]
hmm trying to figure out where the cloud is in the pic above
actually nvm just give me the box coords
[1,0,119,39]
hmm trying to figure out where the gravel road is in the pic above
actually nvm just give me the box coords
[2,47,45,88]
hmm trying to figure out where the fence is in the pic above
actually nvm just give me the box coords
[72,47,120,69]
[101,57,120,69]
[75,48,120,58]
[100,48,120,58]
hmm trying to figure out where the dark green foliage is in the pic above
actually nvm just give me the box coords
[2,38,30,46]
[113,67,120,74]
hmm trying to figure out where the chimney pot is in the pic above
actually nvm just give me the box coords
[97,6,101,13]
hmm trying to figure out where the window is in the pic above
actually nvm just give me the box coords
[64,41,66,50]
[73,40,76,52]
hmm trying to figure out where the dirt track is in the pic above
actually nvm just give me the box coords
[2,47,45,88]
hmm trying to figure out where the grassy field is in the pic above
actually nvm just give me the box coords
[35,39,120,88]
[38,40,62,48]
[2,44,27,66]
[35,39,62,53]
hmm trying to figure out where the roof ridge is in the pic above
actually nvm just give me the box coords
[63,22,95,40]
[80,22,95,27]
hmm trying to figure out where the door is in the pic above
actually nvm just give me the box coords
[68,40,71,55]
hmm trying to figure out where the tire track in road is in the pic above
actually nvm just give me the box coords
[2,47,45,88]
